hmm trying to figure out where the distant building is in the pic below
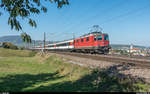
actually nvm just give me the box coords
[130,48,141,53]
[126,44,142,56]
[129,44,141,53]
[130,43,133,50]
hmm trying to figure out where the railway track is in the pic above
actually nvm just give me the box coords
[48,51,150,68]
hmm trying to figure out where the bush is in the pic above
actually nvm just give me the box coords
[18,47,25,50]
[2,42,18,50]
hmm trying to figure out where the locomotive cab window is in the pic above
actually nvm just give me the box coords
[97,35,102,41]
[104,35,109,40]
[77,40,79,43]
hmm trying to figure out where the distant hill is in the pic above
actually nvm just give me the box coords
[0,35,23,46]
[0,35,50,47]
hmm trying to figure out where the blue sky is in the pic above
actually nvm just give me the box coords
[0,0,150,46]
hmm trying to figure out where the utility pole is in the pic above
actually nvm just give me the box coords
[73,33,75,40]
[44,32,46,50]
[40,32,46,55]
[129,44,132,57]
[73,33,75,44]
[129,47,131,57]
[33,40,35,48]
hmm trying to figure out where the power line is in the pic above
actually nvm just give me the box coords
[65,3,150,38]
[51,0,105,38]
[60,0,104,29]
[46,0,126,40]
[100,4,150,25]
[60,0,127,35]
[46,1,150,42]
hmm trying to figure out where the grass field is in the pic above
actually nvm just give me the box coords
[0,48,149,92]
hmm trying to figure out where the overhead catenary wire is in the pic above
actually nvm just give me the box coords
[46,1,150,42]
[100,4,150,25]
[59,0,128,36]
[51,0,105,39]
[65,3,150,38]
[60,0,104,29]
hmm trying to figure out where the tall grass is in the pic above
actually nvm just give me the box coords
[0,48,149,92]
[0,48,37,57]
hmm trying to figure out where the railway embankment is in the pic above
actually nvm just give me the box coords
[47,52,150,84]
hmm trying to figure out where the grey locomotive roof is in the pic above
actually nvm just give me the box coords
[78,32,108,39]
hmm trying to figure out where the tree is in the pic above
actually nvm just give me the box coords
[21,32,32,43]
[0,0,69,42]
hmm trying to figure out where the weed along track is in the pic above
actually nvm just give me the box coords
[49,51,150,68]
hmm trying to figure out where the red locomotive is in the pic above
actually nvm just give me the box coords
[73,32,110,54]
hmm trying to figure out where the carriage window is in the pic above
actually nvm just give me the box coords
[48,45,54,47]
[56,42,70,47]
[66,42,70,46]
[81,38,84,42]
[104,35,109,40]
[97,35,102,41]
[77,40,79,43]
[86,37,89,41]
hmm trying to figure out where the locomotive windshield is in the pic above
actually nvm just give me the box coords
[94,35,109,41]
[97,35,102,41]
[104,35,109,40]
[94,35,102,41]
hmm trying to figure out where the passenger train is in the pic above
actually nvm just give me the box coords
[34,31,111,54]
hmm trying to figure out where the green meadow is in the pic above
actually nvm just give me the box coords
[0,48,149,92]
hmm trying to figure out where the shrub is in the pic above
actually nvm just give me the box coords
[2,42,18,50]
[18,47,25,50]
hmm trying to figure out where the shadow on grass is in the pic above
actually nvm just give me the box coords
[31,64,149,92]
[0,72,65,92]
[0,64,149,92]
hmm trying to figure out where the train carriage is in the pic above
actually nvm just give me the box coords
[45,39,74,51]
